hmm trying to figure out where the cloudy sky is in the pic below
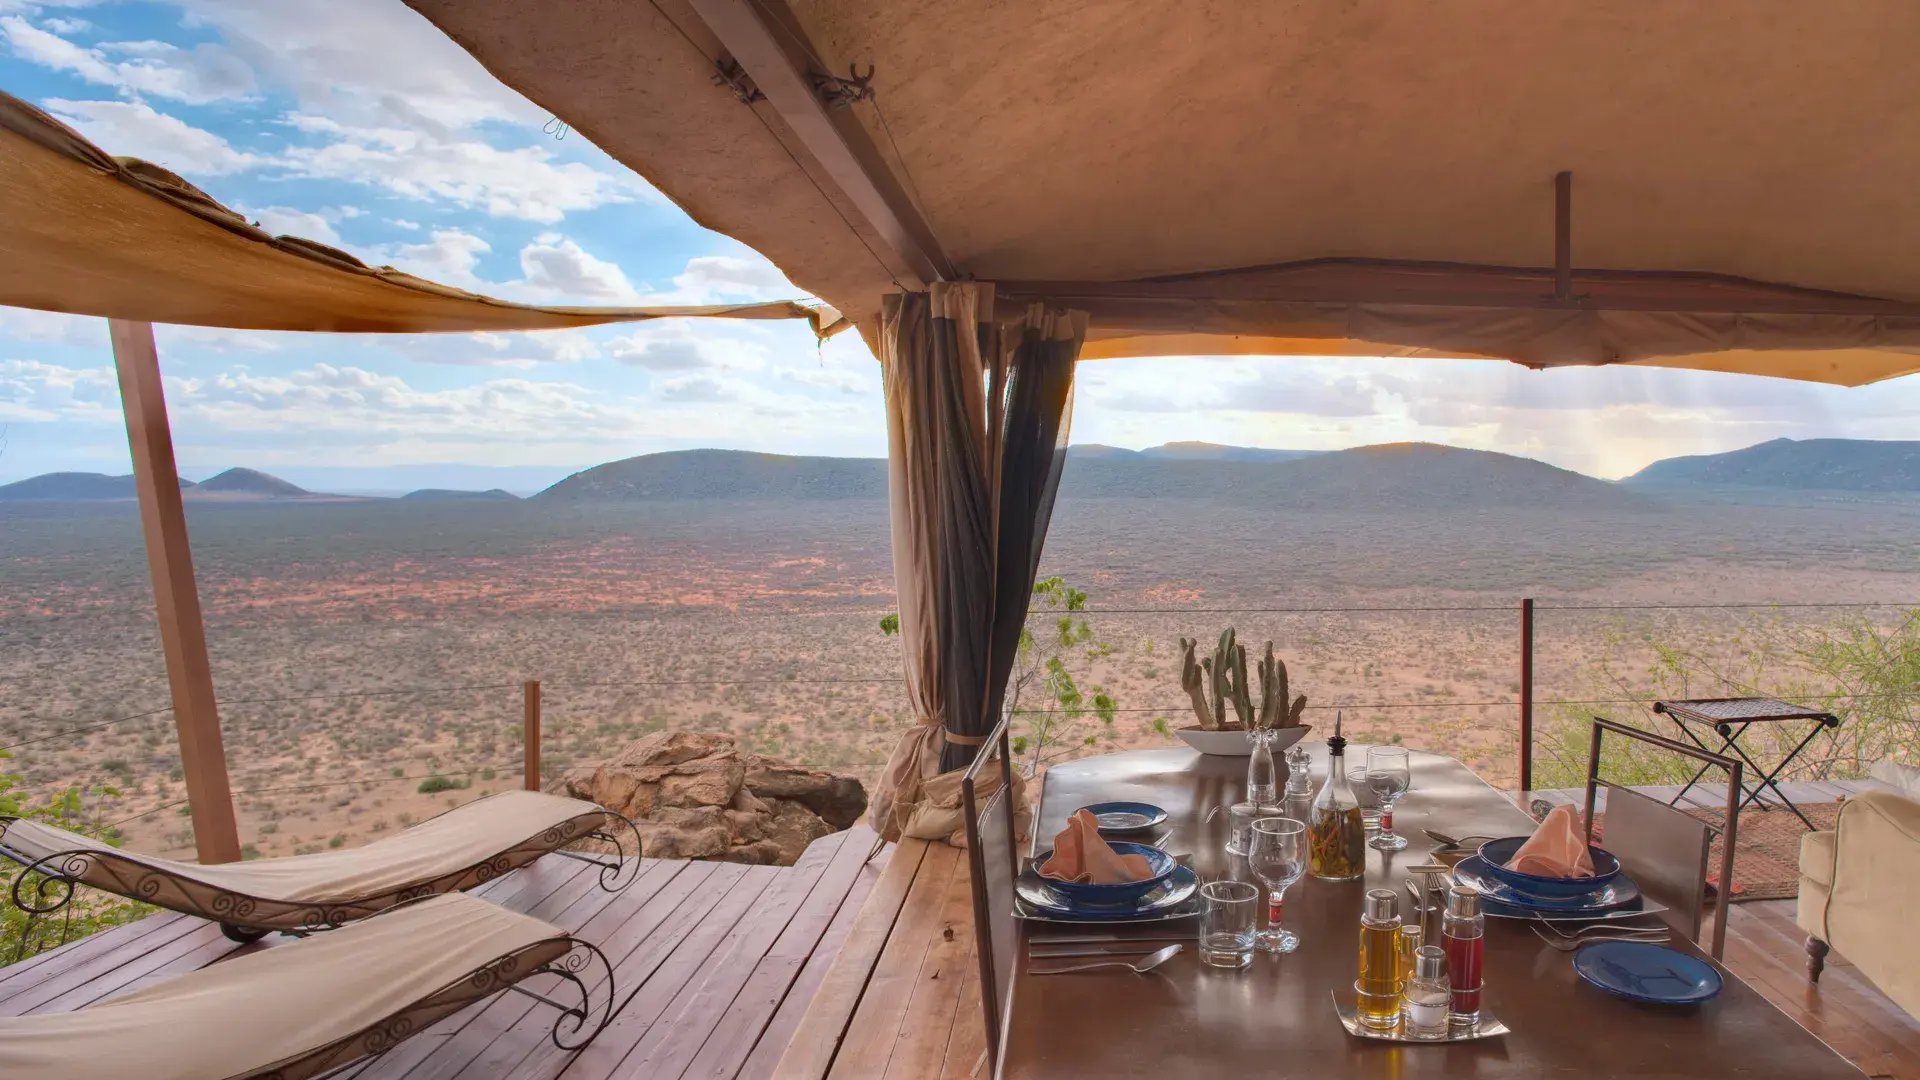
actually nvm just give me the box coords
[1,0,1914,490]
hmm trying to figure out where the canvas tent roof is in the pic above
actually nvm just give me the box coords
[405,0,1920,386]
[0,91,843,337]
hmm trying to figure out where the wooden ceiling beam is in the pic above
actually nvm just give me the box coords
[1000,258,1920,317]
[684,0,952,287]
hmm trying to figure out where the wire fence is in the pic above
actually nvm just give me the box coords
[3,595,1913,853]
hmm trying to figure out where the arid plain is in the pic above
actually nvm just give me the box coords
[3,475,1917,858]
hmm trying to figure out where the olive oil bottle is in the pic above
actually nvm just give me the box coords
[1309,711,1366,881]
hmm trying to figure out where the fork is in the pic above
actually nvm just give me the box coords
[1533,917,1666,940]
[1030,943,1183,975]
[1532,926,1669,951]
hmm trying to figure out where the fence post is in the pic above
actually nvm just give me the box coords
[523,679,542,792]
[1519,597,1535,795]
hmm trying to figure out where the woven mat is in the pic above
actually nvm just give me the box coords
[1593,800,1841,904]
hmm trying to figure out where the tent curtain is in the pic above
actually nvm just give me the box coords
[867,282,1086,843]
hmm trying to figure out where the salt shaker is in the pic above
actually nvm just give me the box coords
[1401,945,1452,1039]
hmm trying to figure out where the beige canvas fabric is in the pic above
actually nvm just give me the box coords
[1,790,604,906]
[407,1,1920,385]
[0,91,843,337]
[0,893,569,1080]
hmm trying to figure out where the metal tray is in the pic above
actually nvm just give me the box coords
[1333,991,1510,1042]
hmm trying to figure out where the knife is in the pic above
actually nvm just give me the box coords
[1028,945,1173,959]
[1028,932,1194,945]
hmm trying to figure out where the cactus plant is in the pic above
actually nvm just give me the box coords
[1179,628,1261,730]
[1254,641,1309,730]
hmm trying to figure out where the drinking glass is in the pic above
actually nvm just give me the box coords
[1247,817,1306,954]
[1347,765,1382,831]
[1198,880,1260,969]
[1366,746,1412,851]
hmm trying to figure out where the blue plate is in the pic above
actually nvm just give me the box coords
[1080,801,1169,835]
[1476,836,1623,900]
[1031,843,1178,907]
[1454,855,1640,912]
[1016,865,1198,920]
[1573,941,1723,1005]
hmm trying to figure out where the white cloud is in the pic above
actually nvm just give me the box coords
[163,362,640,446]
[656,373,738,403]
[517,233,639,301]
[278,115,643,224]
[673,254,796,301]
[42,17,89,34]
[373,228,491,288]
[238,204,342,246]
[0,359,119,423]
[390,218,421,231]
[45,97,260,174]
[2,16,256,103]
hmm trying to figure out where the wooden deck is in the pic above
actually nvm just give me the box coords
[0,827,887,1080]
[11,780,1920,1078]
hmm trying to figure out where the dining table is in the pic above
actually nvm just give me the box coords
[1000,745,1864,1078]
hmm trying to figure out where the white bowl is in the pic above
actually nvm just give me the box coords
[1175,725,1312,757]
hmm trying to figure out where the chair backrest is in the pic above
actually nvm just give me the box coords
[961,715,1019,1077]
[1598,780,1712,944]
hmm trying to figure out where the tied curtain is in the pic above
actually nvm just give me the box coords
[869,282,1087,843]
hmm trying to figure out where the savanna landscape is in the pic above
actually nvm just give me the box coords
[1,439,1916,865]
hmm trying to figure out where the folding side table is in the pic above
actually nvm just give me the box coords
[1653,697,1840,829]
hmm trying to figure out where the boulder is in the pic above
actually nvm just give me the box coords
[552,731,867,866]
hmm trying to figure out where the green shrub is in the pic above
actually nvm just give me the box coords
[416,774,468,795]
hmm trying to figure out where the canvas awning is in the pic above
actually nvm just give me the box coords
[0,90,843,337]
[405,0,1920,386]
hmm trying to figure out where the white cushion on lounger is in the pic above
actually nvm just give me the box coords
[1,790,605,904]
[0,893,569,1080]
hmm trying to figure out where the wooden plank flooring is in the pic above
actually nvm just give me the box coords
[0,828,887,1080]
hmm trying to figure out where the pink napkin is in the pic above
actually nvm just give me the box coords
[1507,804,1596,879]
[1037,809,1154,884]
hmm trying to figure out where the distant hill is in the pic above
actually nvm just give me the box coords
[1629,438,1920,492]
[536,449,887,501]
[0,472,195,501]
[534,443,1649,513]
[1062,442,1651,510]
[401,488,521,502]
[1139,441,1319,463]
[194,467,311,498]
[1069,442,1319,462]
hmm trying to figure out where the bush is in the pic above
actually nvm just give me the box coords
[416,774,468,795]
[1,753,150,961]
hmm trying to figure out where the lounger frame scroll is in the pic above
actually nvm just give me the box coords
[1,803,643,958]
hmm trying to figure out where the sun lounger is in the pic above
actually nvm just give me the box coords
[1,789,639,950]
[0,892,615,1079]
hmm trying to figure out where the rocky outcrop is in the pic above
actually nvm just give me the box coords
[550,731,867,865]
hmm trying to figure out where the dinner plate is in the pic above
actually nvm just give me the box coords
[1573,941,1723,1005]
[1015,864,1198,921]
[1080,801,1169,835]
[1454,855,1640,912]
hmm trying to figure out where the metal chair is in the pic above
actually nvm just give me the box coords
[1583,716,1743,960]
[960,711,1019,1077]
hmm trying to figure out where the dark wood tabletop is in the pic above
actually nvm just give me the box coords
[1001,746,1862,1079]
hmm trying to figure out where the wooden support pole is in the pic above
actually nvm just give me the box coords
[110,319,241,864]
[1553,171,1573,301]
[523,679,542,791]
[1519,597,1535,796]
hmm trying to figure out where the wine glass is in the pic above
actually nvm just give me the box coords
[1248,816,1306,953]
[1366,746,1412,851]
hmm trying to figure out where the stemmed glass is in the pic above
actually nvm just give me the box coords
[1248,817,1306,954]
[1366,746,1412,851]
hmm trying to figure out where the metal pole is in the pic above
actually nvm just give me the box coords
[1519,597,1535,795]
[111,319,241,864]
[523,679,542,791]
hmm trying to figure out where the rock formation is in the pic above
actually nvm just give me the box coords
[550,731,867,865]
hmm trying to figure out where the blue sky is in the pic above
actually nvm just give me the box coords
[1,0,1915,489]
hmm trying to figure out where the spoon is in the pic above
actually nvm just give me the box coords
[1031,943,1183,976]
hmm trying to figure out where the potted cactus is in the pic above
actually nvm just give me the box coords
[1175,628,1311,756]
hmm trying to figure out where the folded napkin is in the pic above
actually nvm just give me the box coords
[1507,803,1596,879]
[1037,809,1154,884]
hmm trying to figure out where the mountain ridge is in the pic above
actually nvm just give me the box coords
[1627,437,1920,492]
